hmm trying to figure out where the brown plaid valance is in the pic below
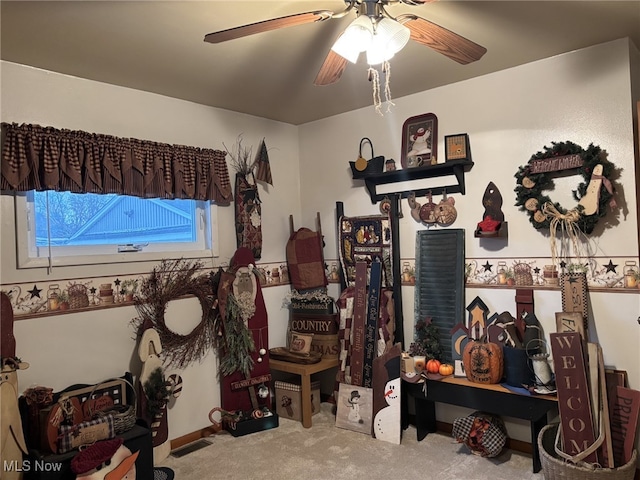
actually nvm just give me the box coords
[0,122,232,205]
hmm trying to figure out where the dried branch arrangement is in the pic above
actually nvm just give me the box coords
[132,258,218,369]
[224,134,254,176]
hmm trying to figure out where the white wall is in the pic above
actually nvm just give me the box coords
[298,38,640,441]
[2,37,640,446]
[0,61,301,439]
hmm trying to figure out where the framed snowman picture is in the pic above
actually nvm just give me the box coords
[401,112,438,169]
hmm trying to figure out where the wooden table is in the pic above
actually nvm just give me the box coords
[402,376,558,473]
[270,357,339,428]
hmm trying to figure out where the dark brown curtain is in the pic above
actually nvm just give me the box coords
[0,122,232,205]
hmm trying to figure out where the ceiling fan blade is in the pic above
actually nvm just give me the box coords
[204,10,333,44]
[314,49,349,86]
[398,14,487,65]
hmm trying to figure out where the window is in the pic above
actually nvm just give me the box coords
[15,191,217,268]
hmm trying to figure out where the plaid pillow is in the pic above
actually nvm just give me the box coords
[58,414,115,454]
[452,411,507,458]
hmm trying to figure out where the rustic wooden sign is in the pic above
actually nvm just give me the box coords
[350,261,368,387]
[363,260,382,387]
[230,374,272,391]
[555,312,586,340]
[290,314,339,335]
[550,332,598,464]
[610,386,640,466]
[561,273,588,330]
[529,153,584,174]
[596,346,614,468]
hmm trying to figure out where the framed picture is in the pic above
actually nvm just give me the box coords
[335,383,373,435]
[401,113,438,169]
[445,134,471,162]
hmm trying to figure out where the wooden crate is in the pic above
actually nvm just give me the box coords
[274,380,321,422]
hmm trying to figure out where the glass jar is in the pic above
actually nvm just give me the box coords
[497,261,507,285]
[47,284,61,311]
[402,262,411,283]
[623,261,638,288]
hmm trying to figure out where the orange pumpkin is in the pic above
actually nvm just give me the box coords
[439,363,454,376]
[426,359,441,374]
[462,339,503,384]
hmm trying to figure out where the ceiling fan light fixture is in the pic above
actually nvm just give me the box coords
[366,17,410,65]
[331,14,374,63]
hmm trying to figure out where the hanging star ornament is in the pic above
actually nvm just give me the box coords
[482,261,493,272]
[604,260,618,273]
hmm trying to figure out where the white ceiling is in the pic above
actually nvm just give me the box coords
[1,1,639,125]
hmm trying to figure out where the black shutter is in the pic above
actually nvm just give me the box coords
[414,229,465,363]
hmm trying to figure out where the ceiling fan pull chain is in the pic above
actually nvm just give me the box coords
[368,67,383,115]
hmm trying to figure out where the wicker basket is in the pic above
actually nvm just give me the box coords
[513,262,533,286]
[538,424,637,480]
[68,284,89,309]
[88,378,137,435]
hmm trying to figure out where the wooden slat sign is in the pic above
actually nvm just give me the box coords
[230,374,272,391]
[550,332,598,464]
[529,154,583,174]
[350,261,368,387]
[363,260,382,387]
[555,312,585,340]
[290,314,339,334]
[561,273,588,330]
[610,386,640,466]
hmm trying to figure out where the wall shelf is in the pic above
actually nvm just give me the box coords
[358,159,474,204]
[475,221,508,238]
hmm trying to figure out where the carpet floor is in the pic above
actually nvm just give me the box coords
[159,403,543,479]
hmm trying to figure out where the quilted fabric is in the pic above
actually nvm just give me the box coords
[58,414,115,454]
[286,228,327,291]
[452,412,507,458]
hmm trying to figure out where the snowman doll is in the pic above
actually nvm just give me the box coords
[406,127,431,166]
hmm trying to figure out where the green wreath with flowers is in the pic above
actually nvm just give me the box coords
[514,141,617,235]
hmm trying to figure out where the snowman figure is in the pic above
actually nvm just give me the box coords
[373,354,401,444]
[347,390,364,424]
[373,376,401,443]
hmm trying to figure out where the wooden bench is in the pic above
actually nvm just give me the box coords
[270,358,339,428]
[401,376,558,473]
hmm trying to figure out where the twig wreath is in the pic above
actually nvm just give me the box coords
[133,258,219,369]
[514,141,617,235]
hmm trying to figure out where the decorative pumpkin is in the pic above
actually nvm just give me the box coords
[426,359,441,374]
[439,363,454,376]
[462,339,503,384]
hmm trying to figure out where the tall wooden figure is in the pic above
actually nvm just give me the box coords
[138,326,171,465]
[218,247,271,415]
[1,292,30,480]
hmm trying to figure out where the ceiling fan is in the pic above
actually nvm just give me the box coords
[204,0,487,87]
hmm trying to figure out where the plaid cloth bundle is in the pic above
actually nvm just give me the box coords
[452,411,507,458]
[58,414,115,454]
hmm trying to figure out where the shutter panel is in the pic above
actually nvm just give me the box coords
[414,229,465,363]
